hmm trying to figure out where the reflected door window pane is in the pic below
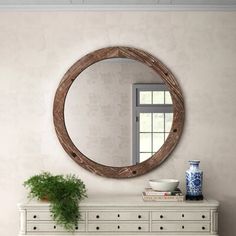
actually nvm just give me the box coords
[139,91,152,104]
[140,153,152,163]
[153,133,165,152]
[139,133,152,152]
[153,91,165,104]
[140,113,152,132]
[165,91,172,104]
[153,113,164,132]
[165,113,173,132]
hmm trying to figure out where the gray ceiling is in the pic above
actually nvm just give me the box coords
[0,0,236,9]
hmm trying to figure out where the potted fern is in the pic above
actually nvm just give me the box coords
[23,172,87,231]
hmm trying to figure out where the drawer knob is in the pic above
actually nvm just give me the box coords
[160,215,163,219]
[182,214,185,217]
[75,226,78,230]
[182,225,185,229]
[202,215,205,219]
[54,226,56,229]
[160,226,163,230]
[138,215,142,219]
[117,225,120,229]
[117,214,120,218]
[96,226,100,230]
[138,226,142,230]
[33,226,37,230]
[202,226,205,230]
[33,215,37,219]
[96,215,100,219]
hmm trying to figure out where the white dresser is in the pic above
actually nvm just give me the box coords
[18,195,219,236]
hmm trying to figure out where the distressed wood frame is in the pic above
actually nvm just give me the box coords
[53,46,185,178]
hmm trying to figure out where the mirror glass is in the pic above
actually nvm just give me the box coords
[65,58,173,167]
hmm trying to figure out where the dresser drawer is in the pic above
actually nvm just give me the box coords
[27,211,86,221]
[88,211,149,221]
[27,222,86,232]
[152,211,210,221]
[152,222,210,232]
[88,222,149,232]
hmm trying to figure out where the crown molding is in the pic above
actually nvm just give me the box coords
[0,4,236,11]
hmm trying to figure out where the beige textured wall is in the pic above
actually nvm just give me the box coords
[0,11,235,236]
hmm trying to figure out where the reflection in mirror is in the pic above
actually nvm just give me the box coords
[133,84,173,164]
[65,58,173,167]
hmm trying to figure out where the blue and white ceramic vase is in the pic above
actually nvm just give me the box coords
[186,160,204,200]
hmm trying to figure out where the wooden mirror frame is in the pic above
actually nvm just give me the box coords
[53,46,184,178]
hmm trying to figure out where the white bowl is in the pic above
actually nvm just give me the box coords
[149,179,179,191]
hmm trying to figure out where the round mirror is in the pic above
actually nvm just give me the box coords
[65,58,172,167]
[53,47,184,178]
